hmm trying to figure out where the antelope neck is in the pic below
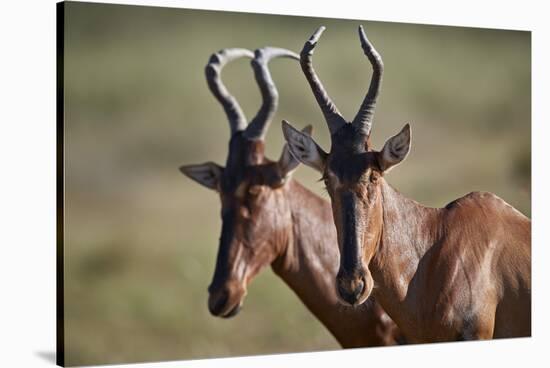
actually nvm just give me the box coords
[369,179,442,333]
[269,180,377,347]
[270,180,338,298]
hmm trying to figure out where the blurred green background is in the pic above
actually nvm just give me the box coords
[62,1,531,366]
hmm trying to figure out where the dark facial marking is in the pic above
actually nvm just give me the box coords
[339,191,362,272]
[209,206,238,292]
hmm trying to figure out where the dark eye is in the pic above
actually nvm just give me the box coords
[370,173,380,183]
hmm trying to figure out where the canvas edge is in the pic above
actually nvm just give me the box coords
[56,1,66,367]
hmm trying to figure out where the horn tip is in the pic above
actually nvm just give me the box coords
[358,24,368,39]
[255,47,300,61]
[311,26,326,40]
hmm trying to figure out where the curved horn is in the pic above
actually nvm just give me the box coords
[300,26,346,135]
[243,47,299,140]
[351,25,384,136]
[205,48,255,135]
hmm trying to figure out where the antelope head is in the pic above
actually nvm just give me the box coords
[282,26,411,306]
[180,47,303,318]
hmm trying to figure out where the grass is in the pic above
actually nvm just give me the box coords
[62,2,530,366]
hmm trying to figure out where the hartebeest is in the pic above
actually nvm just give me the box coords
[179,47,404,347]
[282,26,531,342]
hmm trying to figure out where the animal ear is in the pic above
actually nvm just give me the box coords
[179,162,223,191]
[281,120,327,173]
[278,124,314,179]
[377,124,411,172]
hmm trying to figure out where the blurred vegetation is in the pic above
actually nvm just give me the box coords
[62,2,530,366]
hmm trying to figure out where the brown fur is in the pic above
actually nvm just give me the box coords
[181,47,404,347]
[285,124,531,342]
[197,137,405,347]
[282,26,531,342]
[368,184,531,342]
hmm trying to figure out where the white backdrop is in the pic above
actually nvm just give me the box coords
[0,0,548,367]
